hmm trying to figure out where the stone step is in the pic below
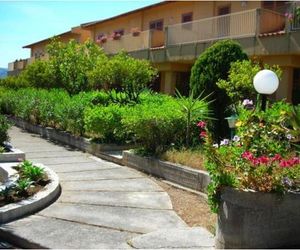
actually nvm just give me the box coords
[128,227,215,249]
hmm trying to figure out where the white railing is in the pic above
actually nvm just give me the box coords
[291,2,300,30]
[102,30,150,54]
[167,9,257,46]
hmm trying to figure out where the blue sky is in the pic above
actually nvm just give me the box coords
[0,0,160,68]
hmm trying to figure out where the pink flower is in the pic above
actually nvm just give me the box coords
[199,131,207,138]
[197,121,206,128]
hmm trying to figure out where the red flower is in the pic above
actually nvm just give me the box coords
[242,151,254,161]
[197,121,206,128]
[272,154,282,162]
[258,156,269,164]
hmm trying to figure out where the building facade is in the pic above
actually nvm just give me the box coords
[8,1,300,104]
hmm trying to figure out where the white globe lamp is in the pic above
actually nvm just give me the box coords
[253,69,279,110]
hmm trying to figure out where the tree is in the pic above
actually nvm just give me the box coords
[189,39,248,140]
[106,52,157,103]
[46,39,106,94]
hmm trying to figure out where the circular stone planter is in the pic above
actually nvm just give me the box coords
[215,187,300,249]
[0,164,60,224]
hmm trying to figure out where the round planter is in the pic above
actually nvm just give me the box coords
[216,187,300,249]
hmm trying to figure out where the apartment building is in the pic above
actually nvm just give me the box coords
[8,26,91,76]
[8,1,300,104]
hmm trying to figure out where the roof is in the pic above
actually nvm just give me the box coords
[81,1,171,29]
[22,30,79,48]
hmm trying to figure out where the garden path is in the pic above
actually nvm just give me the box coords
[0,126,214,249]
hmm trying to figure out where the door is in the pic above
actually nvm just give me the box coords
[217,6,230,37]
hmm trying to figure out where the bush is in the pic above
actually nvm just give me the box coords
[123,95,186,155]
[0,76,30,89]
[84,104,130,143]
[0,114,10,146]
[217,60,282,105]
[19,60,56,89]
[190,39,248,140]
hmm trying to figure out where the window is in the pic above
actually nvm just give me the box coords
[182,12,193,29]
[149,19,163,31]
[182,12,193,23]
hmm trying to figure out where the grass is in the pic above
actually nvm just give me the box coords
[160,148,206,171]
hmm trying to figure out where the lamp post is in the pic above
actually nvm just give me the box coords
[253,69,279,111]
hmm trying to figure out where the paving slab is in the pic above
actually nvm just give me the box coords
[39,202,186,233]
[26,150,86,158]
[0,215,135,249]
[58,168,143,181]
[61,178,164,192]
[59,190,172,209]
[46,162,121,173]
[29,156,94,166]
[128,227,214,249]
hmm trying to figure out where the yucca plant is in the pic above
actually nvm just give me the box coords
[15,178,33,196]
[19,160,45,182]
[176,89,213,148]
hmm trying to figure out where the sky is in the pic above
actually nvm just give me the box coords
[0,0,160,68]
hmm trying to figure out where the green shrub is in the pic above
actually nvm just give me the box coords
[0,76,30,89]
[84,104,130,143]
[217,60,282,105]
[123,97,186,155]
[190,39,248,140]
[0,114,10,146]
[19,60,56,89]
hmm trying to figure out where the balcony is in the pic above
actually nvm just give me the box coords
[100,29,165,54]
[99,8,285,55]
[7,55,48,75]
[167,9,285,46]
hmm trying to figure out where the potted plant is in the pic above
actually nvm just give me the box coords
[112,32,121,40]
[202,101,300,248]
[96,35,107,44]
[131,27,141,37]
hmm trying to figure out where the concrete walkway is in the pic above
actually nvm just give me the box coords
[0,127,214,249]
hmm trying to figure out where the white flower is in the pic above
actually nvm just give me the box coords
[286,134,293,140]
[232,135,240,142]
[220,139,229,146]
[242,99,253,106]
[213,143,219,148]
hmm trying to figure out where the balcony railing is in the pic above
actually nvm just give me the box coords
[101,30,150,54]
[291,2,300,30]
[98,8,286,54]
[167,9,285,46]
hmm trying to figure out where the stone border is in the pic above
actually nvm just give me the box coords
[9,116,135,155]
[0,164,60,224]
[122,151,210,193]
[0,148,25,163]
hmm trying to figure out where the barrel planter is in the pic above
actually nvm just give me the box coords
[215,187,300,249]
